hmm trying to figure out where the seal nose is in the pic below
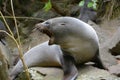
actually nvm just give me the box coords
[33,23,44,31]
[34,23,53,37]
[35,23,40,27]
[35,21,50,29]
[32,23,43,33]
[34,22,55,45]
[35,23,42,28]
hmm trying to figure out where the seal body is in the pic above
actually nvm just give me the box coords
[36,17,99,64]
[10,41,63,79]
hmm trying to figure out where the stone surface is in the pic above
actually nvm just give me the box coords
[15,66,120,80]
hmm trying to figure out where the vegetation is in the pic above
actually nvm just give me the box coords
[98,0,120,20]
[0,0,30,80]
[0,0,120,79]
[79,0,98,10]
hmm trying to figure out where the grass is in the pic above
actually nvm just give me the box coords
[0,0,30,80]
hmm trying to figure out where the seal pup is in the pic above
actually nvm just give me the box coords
[35,17,104,80]
[10,41,66,79]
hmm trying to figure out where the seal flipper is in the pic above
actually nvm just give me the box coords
[61,51,78,80]
[92,49,120,76]
[91,49,105,69]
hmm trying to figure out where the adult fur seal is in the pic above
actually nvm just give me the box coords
[10,41,64,80]
[35,17,105,80]
[35,17,100,63]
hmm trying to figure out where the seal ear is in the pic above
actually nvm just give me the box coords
[60,23,66,25]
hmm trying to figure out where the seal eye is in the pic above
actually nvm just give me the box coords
[45,22,50,25]
[44,22,50,28]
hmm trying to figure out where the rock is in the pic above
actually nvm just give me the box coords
[108,64,120,77]
[77,66,120,80]
[0,42,9,80]
[108,27,120,55]
[33,9,61,20]
[14,66,120,80]
[15,67,63,80]
[88,21,120,76]
[0,42,12,66]
[78,0,97,23]
[116,55,120,60]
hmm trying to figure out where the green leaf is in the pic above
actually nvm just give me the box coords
[79,1,85,7]
[43,0,52,11]
[92,0,98,3]
[93,3,97,10]
[87,2,93,8]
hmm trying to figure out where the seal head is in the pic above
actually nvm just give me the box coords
[35,21,55,45]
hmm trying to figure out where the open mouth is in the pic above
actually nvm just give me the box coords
[34,24,55,45]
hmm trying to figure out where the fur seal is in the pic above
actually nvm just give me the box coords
[35,17,104,80]
[35,17,100,63]
[10,41,64,79]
